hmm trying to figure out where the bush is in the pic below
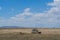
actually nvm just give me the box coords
[19,32,24,35]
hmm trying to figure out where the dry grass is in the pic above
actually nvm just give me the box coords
[0,28,60,40]
[0,32,60,40]
[0,28,60,34]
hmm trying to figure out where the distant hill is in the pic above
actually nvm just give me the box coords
[0,26,25,28]
[0,26,58,28]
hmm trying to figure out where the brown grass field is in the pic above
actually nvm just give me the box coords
[0,28,60,40]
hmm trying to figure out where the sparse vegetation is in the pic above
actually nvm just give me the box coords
[0,28,60,40]
[0,33,60,40]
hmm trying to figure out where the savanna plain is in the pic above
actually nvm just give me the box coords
[0,28,60,40]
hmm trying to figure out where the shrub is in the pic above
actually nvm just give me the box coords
[19,32,24,35]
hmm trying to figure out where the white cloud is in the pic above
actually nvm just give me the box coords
[54,0,60,2]
[48,0,60,7]
[0,0,60,28]
[24,8,30,12]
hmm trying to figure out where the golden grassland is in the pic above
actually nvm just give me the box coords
[0,32,60,40]
[0,28,60,40]
[0,28,60,34]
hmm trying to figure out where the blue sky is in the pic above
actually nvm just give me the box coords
[0,0,53,18]
[0,0,60,28]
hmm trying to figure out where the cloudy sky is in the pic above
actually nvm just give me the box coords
[0,0,60,28]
